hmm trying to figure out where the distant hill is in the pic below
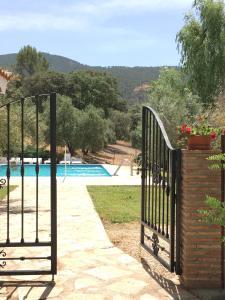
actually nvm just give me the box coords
[0,52,168,102]
[92,66,161,102]
[0,53,17,69]
[0,53,87,72]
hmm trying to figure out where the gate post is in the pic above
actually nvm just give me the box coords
[180,150,223,288]
[50,92,57,275]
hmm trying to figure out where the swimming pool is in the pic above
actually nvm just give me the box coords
[0,164,111,177]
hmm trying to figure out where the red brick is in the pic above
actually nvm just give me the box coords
[180,150,223,289]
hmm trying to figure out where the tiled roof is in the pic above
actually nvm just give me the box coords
[0,68,13,80]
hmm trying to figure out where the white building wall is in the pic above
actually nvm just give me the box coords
[0,75,8,94]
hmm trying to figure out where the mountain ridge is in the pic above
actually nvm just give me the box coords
[0,52,171,101]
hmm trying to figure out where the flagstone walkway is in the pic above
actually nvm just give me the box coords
[0,180,199,299]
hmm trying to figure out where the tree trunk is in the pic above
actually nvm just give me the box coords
[82,148,89,155]
[67,144,74,156]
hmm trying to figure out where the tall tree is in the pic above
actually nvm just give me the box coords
[109,110,131,140]
[56,96,82,155]
[22,71,66,97]
[177,0,225,105]
[78,105,107,154]
[43,96,82,155]
[147,68,202,144]
[65,71,121,116]
[15,45,49,77]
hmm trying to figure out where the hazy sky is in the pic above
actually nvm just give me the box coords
[0,0,194,66]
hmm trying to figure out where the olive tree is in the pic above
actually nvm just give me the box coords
[78,105,108,154]
[147,68,202,144]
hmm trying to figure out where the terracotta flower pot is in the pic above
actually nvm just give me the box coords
[187,135,211,150]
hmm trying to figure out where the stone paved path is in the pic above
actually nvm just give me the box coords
[0,181,199,299]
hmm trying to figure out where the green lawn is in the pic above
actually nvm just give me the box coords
[87,186,141,223]
[0,186,17,200]
[87,185,170,225]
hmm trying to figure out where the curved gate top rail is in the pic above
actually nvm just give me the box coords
[143,106,174,150]
[141,105,181,274]
[0,93,57,277]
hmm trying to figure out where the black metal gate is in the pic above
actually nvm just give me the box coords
[0,93,57,276]
[141,106,181,274]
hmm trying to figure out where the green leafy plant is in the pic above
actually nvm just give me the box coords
[207,153,225,170]
[199,152,225,240]
[199,196,225,241]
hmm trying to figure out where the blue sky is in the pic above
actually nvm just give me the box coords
[0,0,194,67]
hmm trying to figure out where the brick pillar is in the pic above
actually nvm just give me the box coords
[181,150,223,288]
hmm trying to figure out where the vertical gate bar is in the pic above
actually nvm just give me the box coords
[21,98,25,243]
[221,135,225,288]
[50,92,57,274]
[162,140,166,236]
[169,150,176,272]
[151,117,155,228]
[166,149,170,239]
[35,95,39,243]
[148,112,152,225]
[175,149,181,275]
[145,111,149,223]
[146,111,148,223]
[154,124,158,230]
[145,111,148,223]
[158,131,162,233]
[141,107,146,244]
[6,104,10,243]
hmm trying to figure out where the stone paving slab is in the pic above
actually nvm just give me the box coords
[0,180,199,299]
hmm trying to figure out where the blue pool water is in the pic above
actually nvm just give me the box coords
[0,164,111,177]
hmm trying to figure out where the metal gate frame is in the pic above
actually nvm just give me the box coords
[140,106,181,274]
[0,92,57,276]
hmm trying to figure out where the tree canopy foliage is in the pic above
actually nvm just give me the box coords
[15,45,49,77]
[65,71,124,116]
[109,110,131,141]
[22,71,66,97]
[147,68,202,144]
[177,0,225,105]
[1,36,209,155]
[1,63,130,155]
[78,105,108,154]
[54,96,82,155]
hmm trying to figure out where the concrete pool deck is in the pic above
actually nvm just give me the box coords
[0,178,199,299]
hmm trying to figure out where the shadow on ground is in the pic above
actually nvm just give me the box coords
[0,280,55,300]
[141,258,199,300]
[0,198,50,215]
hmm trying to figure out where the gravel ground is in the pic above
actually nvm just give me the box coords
[84,140,140,165]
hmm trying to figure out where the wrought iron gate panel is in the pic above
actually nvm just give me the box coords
[141,106,181,274]
[0,93,57,276]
